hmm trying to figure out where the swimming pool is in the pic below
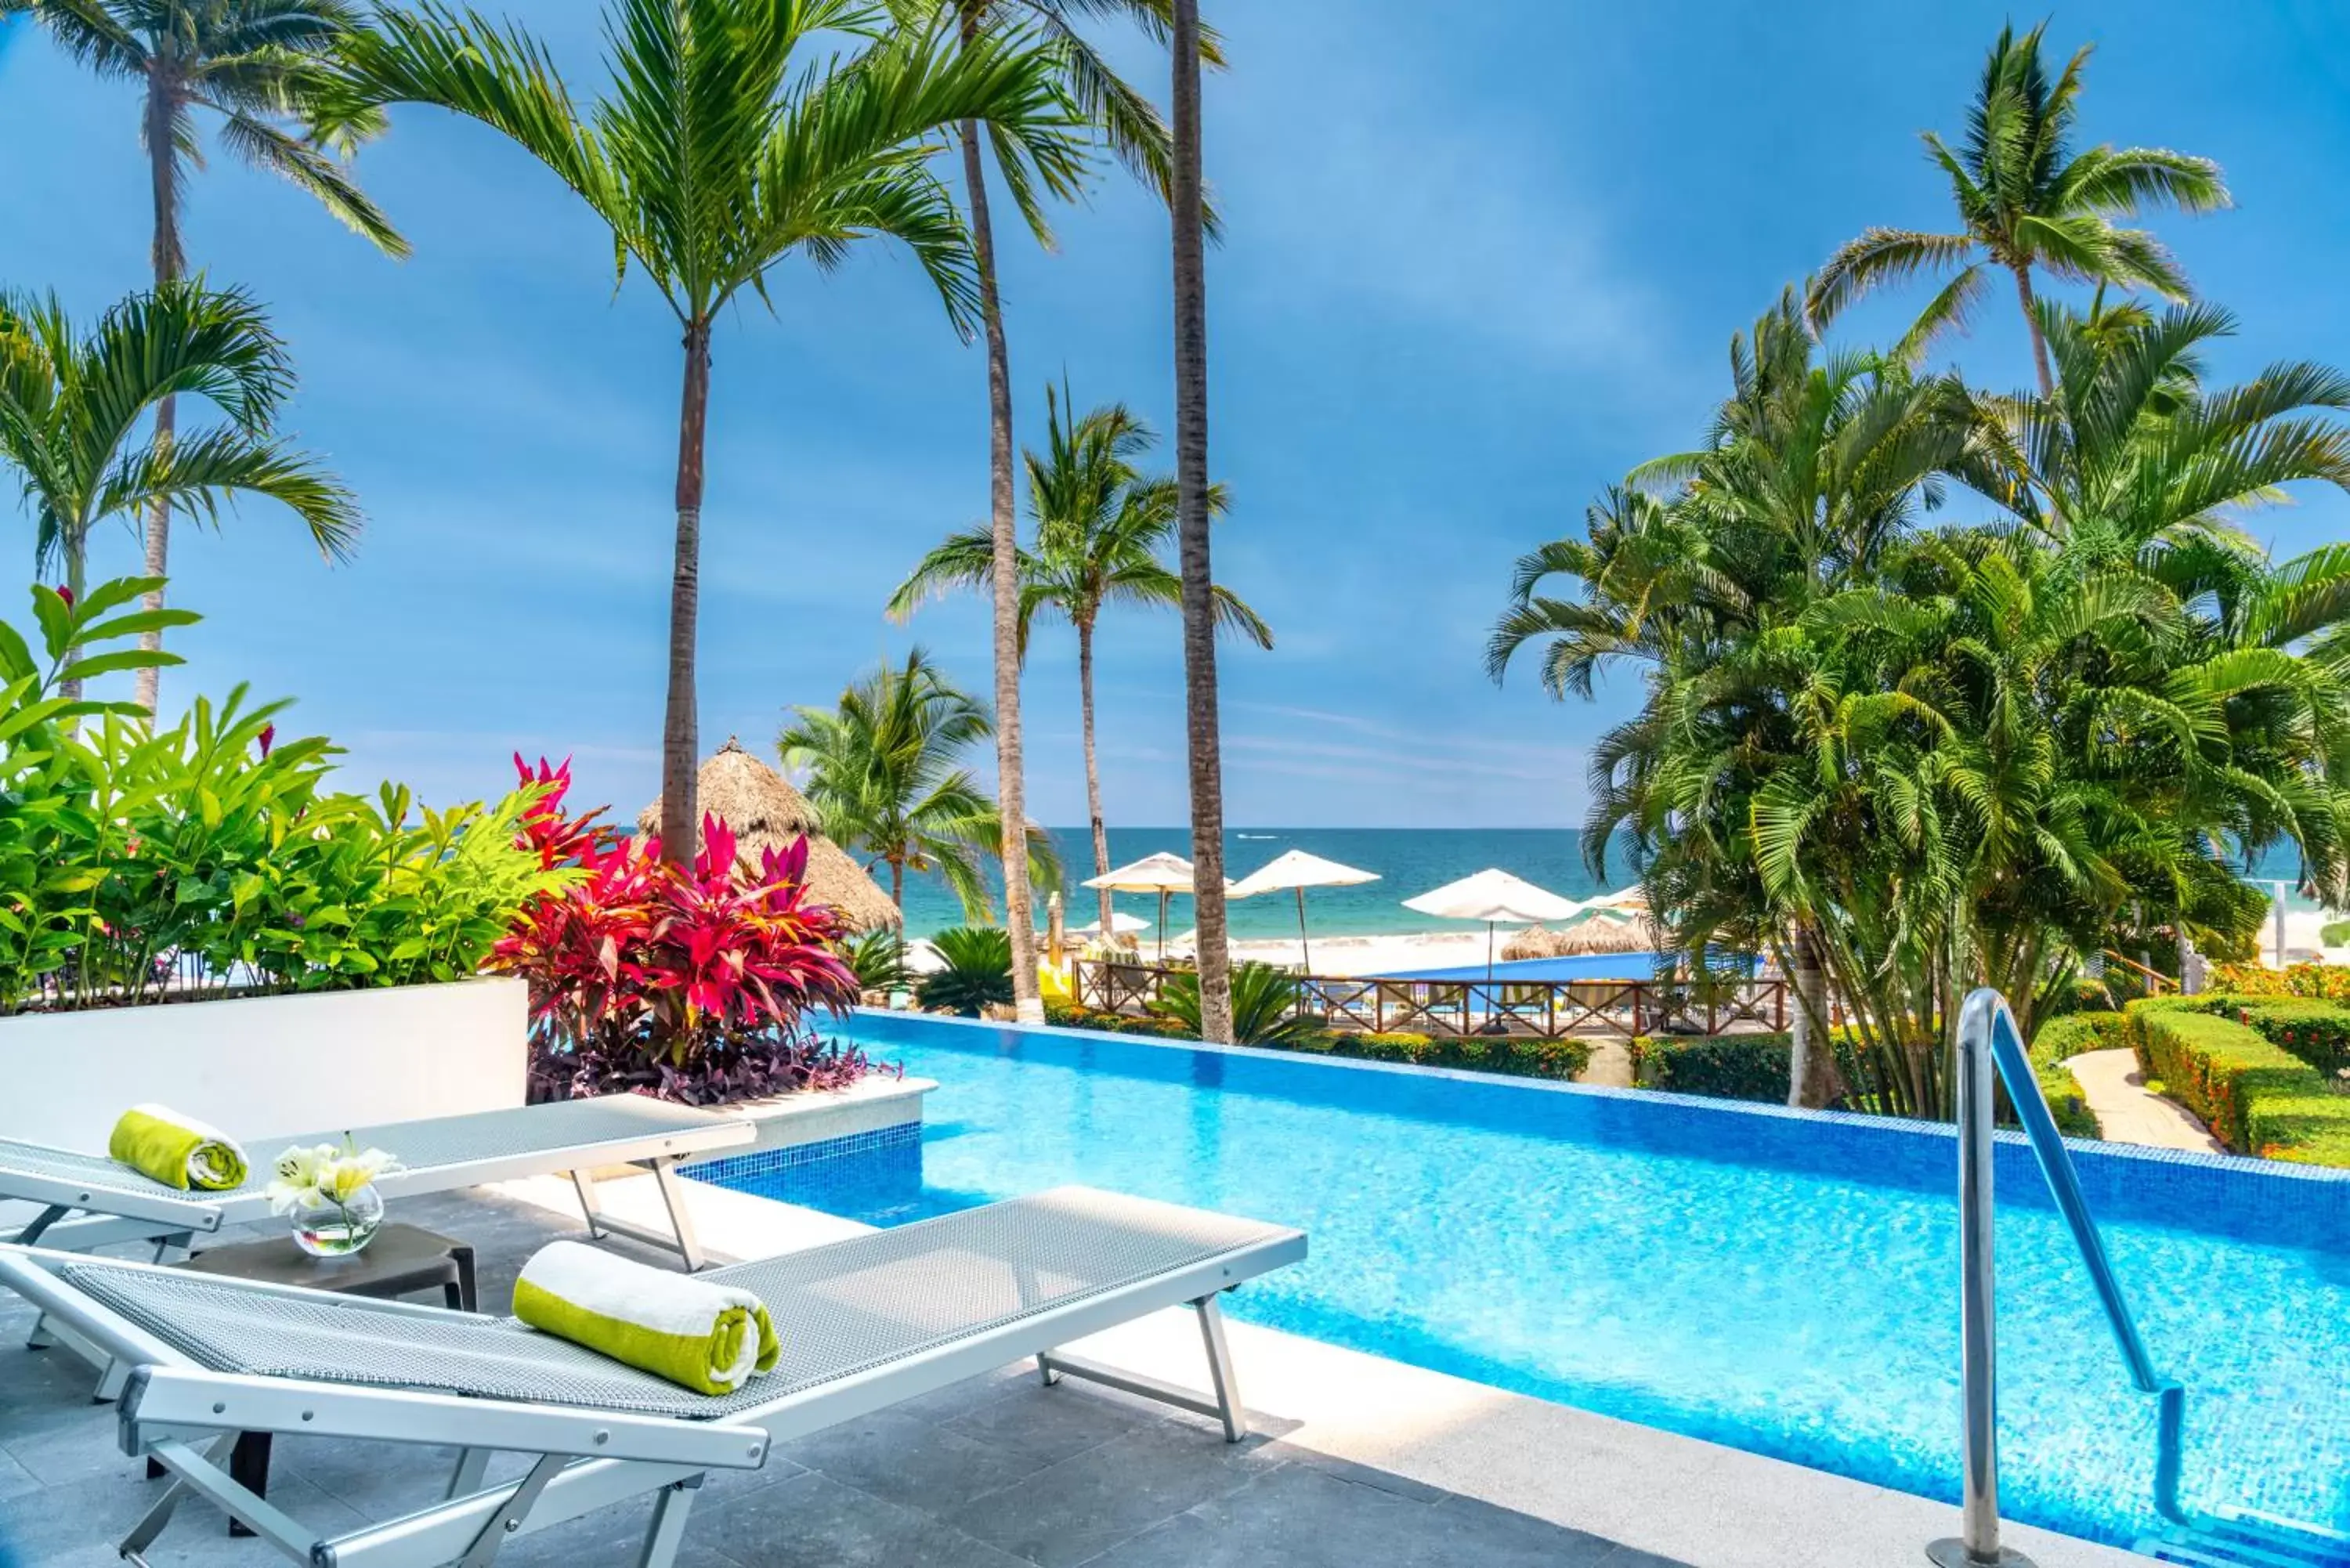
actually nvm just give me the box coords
[696,1013,2350,1551]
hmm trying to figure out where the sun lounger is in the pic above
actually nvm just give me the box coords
[0,1186,1307,1568]
[1,1095,755,1270]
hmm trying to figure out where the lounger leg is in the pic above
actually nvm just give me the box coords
[24,1312,51,1349]
[457,1452,567,1568]
[1034,1293,1251,1442]
[10,1204,68,1246]
[120,1434,237,1562]
[447,1447,493,1499]
[635,1477,703,1568]
[650,1158,706,1273]
[94,1355,129,1402]
[569,1167,609,1241]
[1195,1294,1248,1443]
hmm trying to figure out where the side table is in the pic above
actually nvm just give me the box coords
[159,1222,478,1534]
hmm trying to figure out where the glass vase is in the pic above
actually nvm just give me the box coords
[288,1185,385,1257]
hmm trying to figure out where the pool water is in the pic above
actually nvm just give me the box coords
[710,1014,2350,1549]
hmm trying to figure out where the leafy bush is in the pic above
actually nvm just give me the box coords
[2221,999,2350,1078]
[2207,962,2350,1001]
[2029,1011,2128,1063]
[916,926,1014,1017]
[2,582,565,1013]
[2322,921,2350,948]
[1634,1034,1791,1101]
[2127,999,2350,1165]
[840,928,913,996]
[487,759,869,1104]
[1152,961,1319,1046]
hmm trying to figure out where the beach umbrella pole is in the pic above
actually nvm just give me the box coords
[1296,887,1312,974]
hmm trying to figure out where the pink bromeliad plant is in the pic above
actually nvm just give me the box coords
[490,757,876,1105]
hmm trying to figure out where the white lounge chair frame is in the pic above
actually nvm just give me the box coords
[1,1095,756,1270]
[0,1186,1306,1568]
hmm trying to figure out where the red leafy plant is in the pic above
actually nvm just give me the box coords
[488,757,883,1106]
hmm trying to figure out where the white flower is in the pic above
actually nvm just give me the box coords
[265,1140,400,1214]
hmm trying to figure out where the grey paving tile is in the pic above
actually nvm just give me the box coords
[936,1378,1163,1474]
[0,1461,363,1562]
[940,1420,1285,1568]
[1596,1549,1703,1567]
[0,1446,40,1503]
[692,1469,1032,1568]
[1085,1464,1626,1568]
[775,1405,1048,1512]
[890,1362,1034,1422]
[493,1490,750,1568]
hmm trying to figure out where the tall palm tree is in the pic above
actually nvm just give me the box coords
[0,281,360,697]
[779,647,1058,919]
[9,0,404,712]
[902,0,1219,1021]
[886,385,1271,927]
[1167,0,1228,1040]
[1806,21,2228,398]
[321,0,1088,865]
[1493,291,1966,1107]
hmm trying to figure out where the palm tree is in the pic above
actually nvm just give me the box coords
[9,0,404,711]
[1493,291,1966,1107]
[1806,21,2228,398]
[903,0,1220,1023]
[779,647,1057,919]
[886,385,1271,927]
[321,0,1088,865]
[1167,0,1227,1041]
[0,281,360,697]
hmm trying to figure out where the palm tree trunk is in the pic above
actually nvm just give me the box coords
[1170,0,1231,1045]
[1077,618,1112,930]
[58,528,89,706]
[957,114,1040,1023]
[1787,921,1842,1108]
[657,320,712,865]
[2011,262,2056,401]
[137,67,182,717]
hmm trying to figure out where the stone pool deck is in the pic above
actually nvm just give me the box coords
[0,1172,2146,1568]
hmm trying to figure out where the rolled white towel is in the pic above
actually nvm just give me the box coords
[512,1241,778,1396]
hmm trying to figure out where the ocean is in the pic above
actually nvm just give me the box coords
[892,827,2319,941]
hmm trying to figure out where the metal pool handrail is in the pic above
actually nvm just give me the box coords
[1932,988,2188,1568]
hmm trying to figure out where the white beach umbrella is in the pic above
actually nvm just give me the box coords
[1069,911,1152,938]
[1229,849,1379,974]
[1084,851,1201,961]
[1403,869,1585,984]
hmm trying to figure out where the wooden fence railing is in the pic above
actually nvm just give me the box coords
[1072,961,1786,1041]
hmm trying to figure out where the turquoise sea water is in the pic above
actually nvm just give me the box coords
[898,826,2321,943]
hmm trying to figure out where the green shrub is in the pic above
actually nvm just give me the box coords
[1152,961,1318,1046]
[2127,999,2350,1165]
[839,929,913,995]
[2322,920,2350,948]
[2,581,566,1013]
[915,926,1014,1017]
[1635,1034,1791,1101]
[2222,999,2350,1078]
[2028,1010,2127,1064]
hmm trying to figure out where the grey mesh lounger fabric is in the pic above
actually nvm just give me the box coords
[0,1187,1308,1568]
[0,1095,755,1269]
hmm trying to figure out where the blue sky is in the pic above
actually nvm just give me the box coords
[2,1,2348,829]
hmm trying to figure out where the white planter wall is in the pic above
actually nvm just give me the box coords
[0,977,527,1154]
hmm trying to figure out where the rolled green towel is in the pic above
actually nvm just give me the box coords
[513,1241,779,1396]
[108,1104,249,1192]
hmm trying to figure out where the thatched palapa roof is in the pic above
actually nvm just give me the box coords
[637,739,902,932]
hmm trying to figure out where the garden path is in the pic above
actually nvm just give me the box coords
[2066,1049,2226,1153]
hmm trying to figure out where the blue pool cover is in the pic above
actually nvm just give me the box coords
[694,1012,2350,1552]
[1372,950,1754,982]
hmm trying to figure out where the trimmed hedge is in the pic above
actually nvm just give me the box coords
[1634,1034,1790,1102]
[1041,1000,1592,1082]
[2223,998,2350,1079]
[2126,998,2350,1165]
